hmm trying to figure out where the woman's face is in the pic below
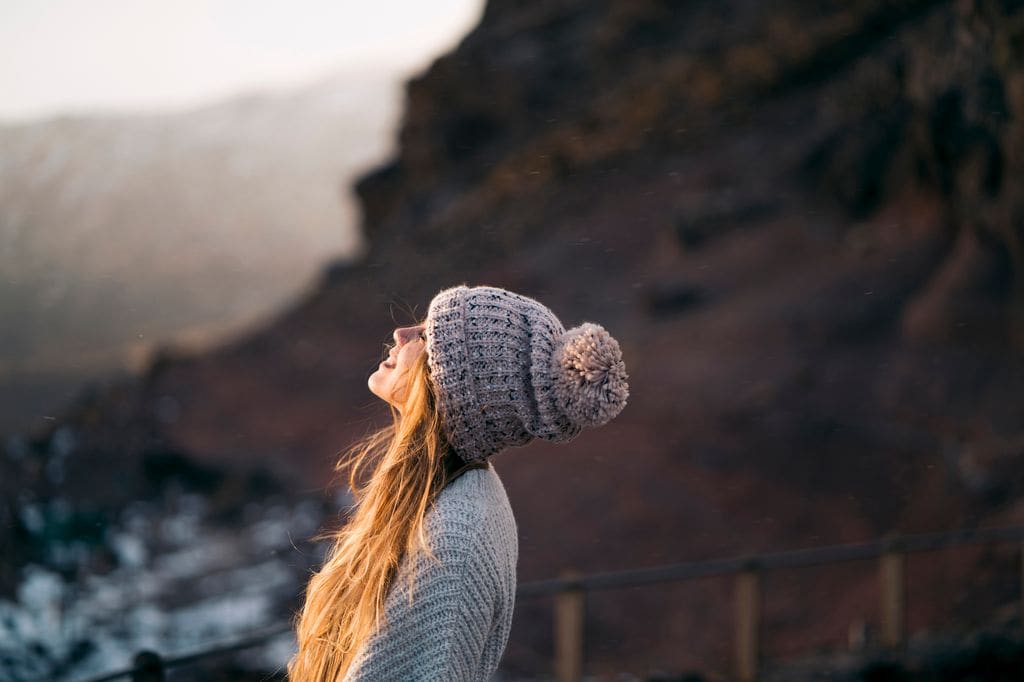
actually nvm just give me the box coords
[367,323,428,410]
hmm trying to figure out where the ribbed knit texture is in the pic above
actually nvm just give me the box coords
[425,284,630,463]
[342,464,518,681]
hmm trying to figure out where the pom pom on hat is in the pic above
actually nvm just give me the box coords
[550,322,630,428]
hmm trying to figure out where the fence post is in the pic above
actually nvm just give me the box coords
[879,537,905,649]
[131,650,165,682]
[734,557,761,682]
[554,568,585,682]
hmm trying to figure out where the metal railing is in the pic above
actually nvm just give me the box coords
[73,524,1024,682]
[78,623,294,682]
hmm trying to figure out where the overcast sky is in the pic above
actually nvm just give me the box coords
[0,0,482,122]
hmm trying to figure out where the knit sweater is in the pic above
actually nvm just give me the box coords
[342,463,518,681]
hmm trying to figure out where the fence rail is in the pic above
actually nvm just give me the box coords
[74,524,1024,682]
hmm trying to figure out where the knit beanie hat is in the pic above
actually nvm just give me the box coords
[424,284,630,463]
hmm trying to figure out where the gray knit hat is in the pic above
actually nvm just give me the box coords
[424,284,630,463]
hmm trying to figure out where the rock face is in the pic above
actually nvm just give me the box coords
[7,0,1024,678]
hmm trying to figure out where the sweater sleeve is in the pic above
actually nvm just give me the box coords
[342,524,497,682]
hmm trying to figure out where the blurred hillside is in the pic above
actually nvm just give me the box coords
[0,69,397,437]
[4,0,1024,679]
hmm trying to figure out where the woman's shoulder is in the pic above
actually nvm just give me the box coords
[426,464,517,553]
[433,464,512,516]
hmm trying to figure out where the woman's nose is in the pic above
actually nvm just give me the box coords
[393,326,420,345]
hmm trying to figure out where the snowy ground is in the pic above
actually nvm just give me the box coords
[1,487,334,681]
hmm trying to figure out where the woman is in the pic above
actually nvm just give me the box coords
[289,283,630,681]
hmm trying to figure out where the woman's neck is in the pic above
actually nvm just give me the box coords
[441,447,488,487]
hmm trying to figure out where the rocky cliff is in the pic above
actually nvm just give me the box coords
[5,0,1024,678]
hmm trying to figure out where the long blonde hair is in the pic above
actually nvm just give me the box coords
[288,324,455,681]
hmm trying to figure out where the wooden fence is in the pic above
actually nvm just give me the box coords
[76,524,1024,682]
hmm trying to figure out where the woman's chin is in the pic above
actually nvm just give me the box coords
[367,366,402,408]
[367,372,384,396]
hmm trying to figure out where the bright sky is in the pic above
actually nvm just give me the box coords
[0,0,482,122]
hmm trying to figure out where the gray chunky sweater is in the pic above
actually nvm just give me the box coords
[343,463,518,681]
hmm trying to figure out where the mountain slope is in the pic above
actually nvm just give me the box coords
[0,69,399,434]
[7,0,1024,678]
